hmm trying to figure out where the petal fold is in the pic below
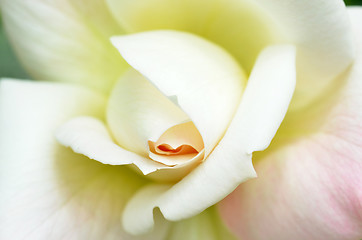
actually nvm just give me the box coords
[56,116,165,175]
[234,45,296,153]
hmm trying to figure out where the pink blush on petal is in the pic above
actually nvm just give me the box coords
[218,133,362,240]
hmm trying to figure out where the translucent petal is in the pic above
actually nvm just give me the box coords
[107,69,189,156]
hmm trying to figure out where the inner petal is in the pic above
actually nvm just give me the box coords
[156,144,198,155]
[148,121,204,166]
[107,69,189,157]
[150,121,204,154]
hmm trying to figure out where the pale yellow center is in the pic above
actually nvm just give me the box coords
[148,121,204,166]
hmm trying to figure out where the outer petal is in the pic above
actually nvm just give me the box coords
[106,0,354,109]
[0,80,168,239]
[219,8,362,240]
[111,30,246,157]
[122,44,296,235]
[1,0,126,93]
[255,0,355,109]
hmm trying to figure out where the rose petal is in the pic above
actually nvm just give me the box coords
[111,30,246,157]
[122,44,296,235]
[219,131,362,240]
[148,151,203,167]
[0,80,169,239]
[55,116,165,175]
[255,0,355,109]
[107,69,189,156]
[1,0,126,93]
[106,0,354,109]
[148,121,204,167]
[219,8,362,240]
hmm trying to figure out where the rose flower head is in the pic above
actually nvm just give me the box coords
[0,0,361,239]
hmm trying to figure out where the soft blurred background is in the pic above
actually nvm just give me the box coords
[345,0,362,5]
[0,16,29,79]
[1,0,362,79]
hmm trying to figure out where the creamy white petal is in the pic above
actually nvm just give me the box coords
[56,116,205,182]
[111,30,246,157]
[148,152,202,167]
[1,0,126,93]
[0,80,169,239]
[255,0,355,109]
[122,185,171,234]
[107,69,189,156]
[233,45,297,152]
[122,45,296,235]
[56,116,165,175]
[106,0,354,109]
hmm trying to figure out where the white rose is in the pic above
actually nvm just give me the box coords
[1,1,361,239]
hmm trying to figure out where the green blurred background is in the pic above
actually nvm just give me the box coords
[0,16,29,79]
[1,0,362,79]
[345,0,362,5]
